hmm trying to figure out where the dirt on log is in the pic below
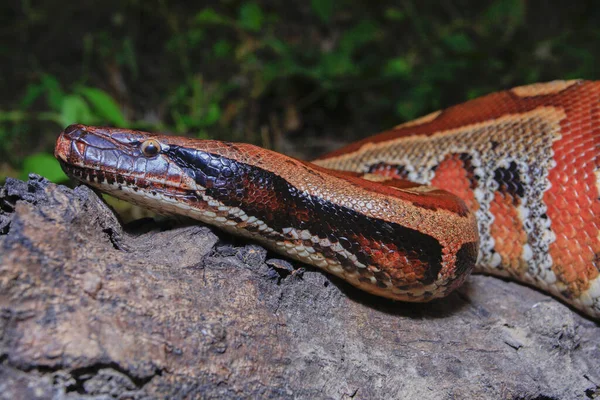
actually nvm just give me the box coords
[0,175,599,399]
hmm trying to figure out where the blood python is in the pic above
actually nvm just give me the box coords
[54,80,600,319]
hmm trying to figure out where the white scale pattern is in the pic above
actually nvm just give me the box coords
[316,108,566,293]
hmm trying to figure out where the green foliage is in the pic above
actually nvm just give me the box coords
[2,1,598,185]
[168,77,231,137]
[213,39,233,58]
[195,8,228,25]
[60,95,93,126]
[77,87,127,127]
[384,58,412,78]
[1,74,129,183]
[311,0,334,23]
[384,8,406,21]
[20,153,67,183]
[238,3,264,32]
[5,75,128,128]
[484,0,525,29]
[443,33,475,54]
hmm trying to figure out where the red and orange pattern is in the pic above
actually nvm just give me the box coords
[317,80,600,317]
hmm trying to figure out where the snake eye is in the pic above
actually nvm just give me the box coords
[140,139,161,157]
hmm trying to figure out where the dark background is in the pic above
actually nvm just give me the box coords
[2,0,599,183]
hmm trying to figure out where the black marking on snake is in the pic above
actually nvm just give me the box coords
[96,170,106,183]
[105,171,116,185]
[454,241,478,283]
[458,153,478,189]
[367,162,409,179]
[166,145,445,285]
[493,161,525,199]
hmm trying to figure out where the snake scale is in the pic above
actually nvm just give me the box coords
[54,80,600,319]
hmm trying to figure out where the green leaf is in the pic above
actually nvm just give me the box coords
[195,129,210,139]
[121,37,139,78]
[60,94,93,126]
[264,38,290,55]
[20,83,46,109]
[319,52,356,78]
[0,125,7,144]
[239,3,263,32]
[0,110,26,122]
[443,33,474,53]
[339,20,378,53]
[384,8,406,21]
[483,0,525,34]
[78,87,127,126]
[202,103,221,126]
[188,28,206,47]
[213,39,233,58]
[41,74,65,110]
[311,0,334,23]
[384,57,412,78]
[20,153,68,183]
[395,100,418,121]
[486,0,525,22]
[195,8,227,24]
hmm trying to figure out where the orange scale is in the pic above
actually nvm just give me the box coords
[583,226,596,241]
[546,144,599,296]
[552,194,568,210]
[430,154,478,212]
[562,224,577,240]
[488,191,527,274]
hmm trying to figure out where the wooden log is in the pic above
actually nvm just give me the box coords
[1,176,598,399]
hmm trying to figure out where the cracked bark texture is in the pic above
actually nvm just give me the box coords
[0,175,599,400]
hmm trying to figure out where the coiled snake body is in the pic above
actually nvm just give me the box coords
[55,80,600,319]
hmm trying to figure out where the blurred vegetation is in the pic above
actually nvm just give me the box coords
[1,0,599,184]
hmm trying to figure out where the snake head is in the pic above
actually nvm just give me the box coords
[55,124,205,213]
[55,124,280,223]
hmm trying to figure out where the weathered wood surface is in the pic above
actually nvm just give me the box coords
[1,176,599,399]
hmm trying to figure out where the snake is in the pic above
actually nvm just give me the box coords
[54,80,600,320]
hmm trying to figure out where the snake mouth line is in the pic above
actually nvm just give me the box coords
[60,161,198,197]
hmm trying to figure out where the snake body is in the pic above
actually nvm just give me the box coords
[55,80,600,319]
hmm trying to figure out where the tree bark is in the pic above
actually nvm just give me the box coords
[1,176,599,399]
